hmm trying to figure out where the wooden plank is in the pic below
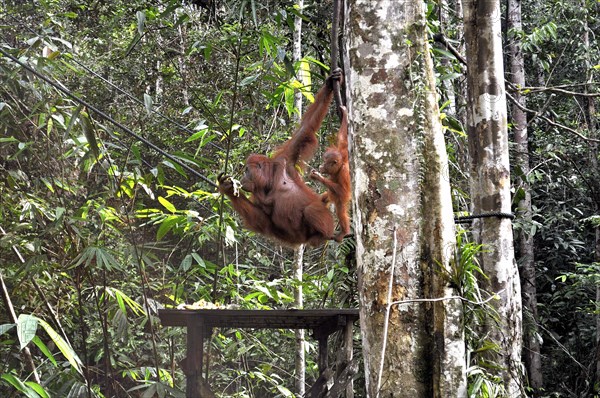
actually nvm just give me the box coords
[159,308,359,331]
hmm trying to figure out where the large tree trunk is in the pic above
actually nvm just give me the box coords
[461,0,523,394]
[506,0,542,392]
[347,1,465,396]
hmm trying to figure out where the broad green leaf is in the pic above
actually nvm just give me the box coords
[276,385,293,397]
[299,58,311,86]
[72,246,93,268]
[50,113,66,129]
[142,383,157,398]
[25,382,50,398]
[303,55,328,70]
[191,252,206,268]
[144,93,153,115]
[156,215,180,240]
[136,11,146,35]
[67,383,89,397]
[1,373,40,398]
[432,47,457,60]
[110,288,144,316]
[55,207,65,221]
[50,36,73,49]
[93,247,121,271]
[80,111,100,160]
[185,128,209,143]
[32,336,57,366]
[239,75,259,86]
[158,196,177,213]
[327,268,335,281]
[115,289,126,314]
[284,85,295,117]
[40,177,55,193]
[181,254,192,271]
[16,314,38,350]
[36,317,83,375]
[159,159,184,174]
[442,115,465,135]
[203,44,212,61]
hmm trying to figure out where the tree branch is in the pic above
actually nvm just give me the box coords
[506,92,600,143]
[521,85,600,97]
[433,33,468,66]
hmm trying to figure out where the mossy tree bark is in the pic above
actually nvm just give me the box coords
[346,0,466,396]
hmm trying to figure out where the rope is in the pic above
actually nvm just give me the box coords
[0,47,217,188]
[330,0,344,116]
[454,212,516,224]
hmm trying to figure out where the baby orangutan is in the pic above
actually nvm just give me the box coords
[310,105,350,242]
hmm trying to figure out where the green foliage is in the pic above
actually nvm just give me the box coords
[451,230,507,397]
[2,0,596,396]
[1,374,50,398]
[0,2,352,396]
[466,364,506,398]
[432,0,600,393]
[0,314,84,397]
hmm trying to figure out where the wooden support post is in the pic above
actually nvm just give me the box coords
[343,320,354,398]
[186,318,205,398]
[317,334,328,373]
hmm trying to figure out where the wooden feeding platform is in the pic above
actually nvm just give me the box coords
[159,308,359,397]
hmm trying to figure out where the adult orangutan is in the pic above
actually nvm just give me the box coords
[218,69,343,246]
[310,105,351,242]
